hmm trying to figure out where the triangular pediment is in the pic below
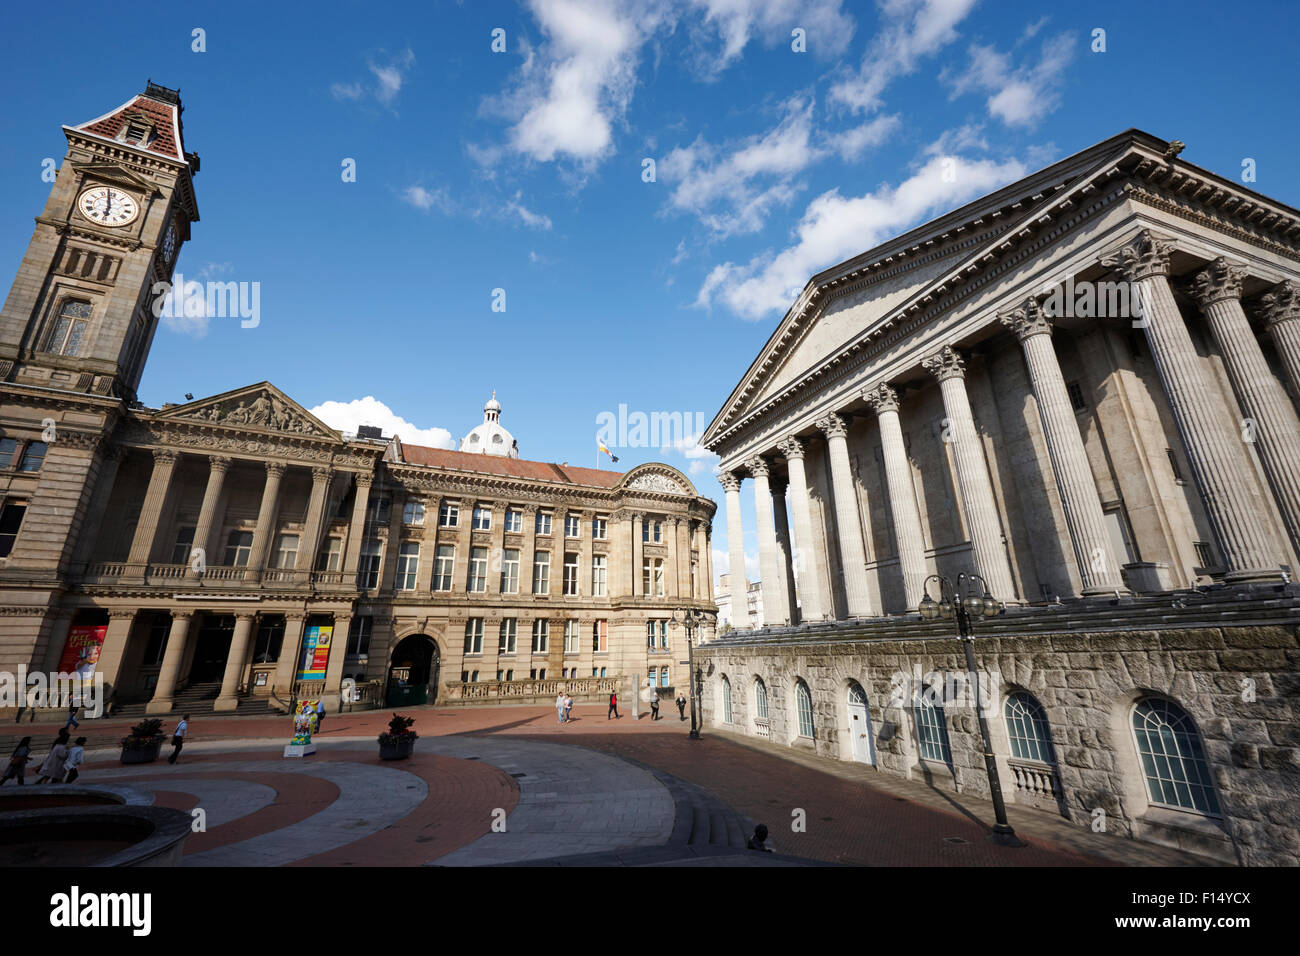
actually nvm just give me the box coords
[70,161,160,195]
[154,382,342,441]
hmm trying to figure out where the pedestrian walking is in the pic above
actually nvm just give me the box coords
[64,703,80,733]
[747,824,773,852]
[35,731,69,784]
[1,737,32,786]
[14,685,40,723]
[61,737,86,784]
[556,692,567,723]
[314,699,326,734]
[608,691,620,719]
[563,694,574,722]
[650,694,660,720]
[676,693,687,720]
[167,714,189,764]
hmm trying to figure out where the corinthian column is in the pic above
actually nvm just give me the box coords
[720,473,748,618]
[1000,299,1127,595]
[1258,280,1300,404]
[126,449,180,574]
[770,478,799,622]
[297,467,334,572]
[862,385,929,609]
[921,347,1019,602]
[776,437,828,621]
[1186,259,1300,554]
[1101,232,1282,582]
[815,413,873,617]
[215,612,257,711]
[247,461,287,574]
[745,457,790,626]
[147,611,194,714]
[188,455,231,577]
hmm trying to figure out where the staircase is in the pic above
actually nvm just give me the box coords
[110,682,280,719]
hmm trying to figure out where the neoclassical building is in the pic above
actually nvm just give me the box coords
[0,84,716,715]
[699,130,1300,864]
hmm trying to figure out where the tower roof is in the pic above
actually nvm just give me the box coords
[460,392,519,458]
[65,81,189,164]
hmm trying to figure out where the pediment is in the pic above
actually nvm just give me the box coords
[70,161,159,195]
[620,464,696,497]
[154,382,341,441]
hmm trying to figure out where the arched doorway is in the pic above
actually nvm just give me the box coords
[386,635,439,707]
[847,681,876,765]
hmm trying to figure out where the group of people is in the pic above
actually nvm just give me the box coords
[2,729,85,786]
[555,692,575,722]
[548,691,691,722]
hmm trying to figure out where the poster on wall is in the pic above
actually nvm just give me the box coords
[297,625,334,681]
[58,625,108,679]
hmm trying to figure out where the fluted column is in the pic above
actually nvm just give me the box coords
[188,456,231,577]
[1000,300,1128,595]
[776,437,828,621]
[146,611,194,714]
[1101,232,1282,581]
[815,413,873,617]
[247,461,287,574]
[126,449,180,573]
[745,457,789,626]
[1259,280,1300,404]
[675,516,692,597]
[1190,260,1300,554]
[215,612,257,711]
[770,478,800,623]
[862,385,929,609]
[921,347,1019,602]
[342,473,374,579]
[70,446,122,571]
[720,473,748,613]
[297,467,334,572]
[631,511,644,597]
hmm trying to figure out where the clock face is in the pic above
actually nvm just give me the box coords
[162,224,177,262]
[78,186,139,227]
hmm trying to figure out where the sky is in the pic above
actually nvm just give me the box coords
[1,0,1297,589]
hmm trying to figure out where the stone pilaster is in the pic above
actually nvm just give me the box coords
[189,455,231,578]
[776,437,828,621]
[341,473,373,580]
[862,385,929,610]
[94,609,137,697]
[247,461,287,573]
[1000,299,1127,595]
[1101,232,1282,581]
[69,446,122,571]
[746,457,790,626]
[631,511,644,597]
[702,521,714,600]
[1189,260,1300,555]
[296,466,333,572]
[1258,279,1300,406]
[147,611,194,714]
[675,516,692,598]
[815,413,873,617]
[921,346,1019,602]
[721,472,748,614]
[125,448,180,573]
[215,612,257,710]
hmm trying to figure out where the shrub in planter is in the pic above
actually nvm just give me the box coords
[121,718,166,764]
[378,713,417,760]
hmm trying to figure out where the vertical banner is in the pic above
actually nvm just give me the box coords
[297,625,334,681]
[58,625,108,678]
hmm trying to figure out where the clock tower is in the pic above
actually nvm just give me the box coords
[0,81,199,401]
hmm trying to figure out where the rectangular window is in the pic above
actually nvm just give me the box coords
[359,539,382,589]
[691,560,698,598]
[403,500,425,525]
[171,527,195,565]
[472,504,492,531]
[531,619,549,654]
[434,545,455,591]
[564,514,580,537]
[0,438,17,468]
[1194,541,1216,568]
[224,530,253,567]
[535,512,552,535]
[1066,381,1088,412]
[274,533,300,570]
[563,552,580,596]
[463,619,483,655]
[347,616,372,656]
[591,555,607,596]
[1167,448,1185,482]
[642,519,662,543]
[46,300,91,357]
[593,619,607,653]
[253,616,286,663]
[592,516,608,540]
[396,542,420,590]
[533,551,550,594]
[498,618,517,655]
[643,559,665,597]
[504,509,523,533]
[438,501,460,527]
[468,547,488,592]
[0,500,28,558]
[647,620,667,649]
[366,496,391,527]
[316,537,342,572]
[564,620,579,655]
[500,548,520,593]
[18,442,48,472]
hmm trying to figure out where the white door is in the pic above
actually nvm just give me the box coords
[847,684,875,765]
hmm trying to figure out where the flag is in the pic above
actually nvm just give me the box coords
[597,437,619,463]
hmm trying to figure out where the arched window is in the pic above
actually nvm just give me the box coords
[721,675,732,723]
[753,678,768,719]
[1131,698,1220,816]
[914,686,952,765]
[46,300,93,357]
[848,682,867,708]
[1004,692,1054,763]
[795,679,814,738]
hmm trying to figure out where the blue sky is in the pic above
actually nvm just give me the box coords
[2,0,1297,586]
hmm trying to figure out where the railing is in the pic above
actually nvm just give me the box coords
[76,561,359,592]
[753,716,770,738]
[443,676,622,701]
[1008,758,1061,799]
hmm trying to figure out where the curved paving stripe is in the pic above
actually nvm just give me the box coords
[426,737,675,866]
[90,773,278,828]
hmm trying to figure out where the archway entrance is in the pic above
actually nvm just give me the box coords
[188,615,234,685]
[386,635,439,707]
[847,681,876,766]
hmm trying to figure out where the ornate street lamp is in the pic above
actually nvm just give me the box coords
[919,573,1023,846]
[671,606,710,739]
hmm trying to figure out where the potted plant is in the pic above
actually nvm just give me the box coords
[120,718,166,764]
[378,713,417,760]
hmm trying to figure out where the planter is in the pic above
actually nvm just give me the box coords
[120,737,165,765]
[378,736,415,761]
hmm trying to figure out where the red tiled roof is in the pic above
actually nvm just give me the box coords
[73,94,184,160]
[398,444,624,488]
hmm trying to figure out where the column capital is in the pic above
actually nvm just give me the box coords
[153,448,180,465]
[1187,256,1247,308]
[921,345,965,383]
[311,465,332,483]
[169,610,195,623]
[744,456,771,479]
[718,472,742,493]
[862,383,899,415]
[1257,279,1300,328]
[208,455,233,474]
[815,412,849,439]
[776,436,805,460]
[284,612,307,623]
[233,610,259,622]
[998,296,1053,341]
[265,461,288,479]
[353,472,374,488]
[108,608,138,620]
[1100,229,1175,281]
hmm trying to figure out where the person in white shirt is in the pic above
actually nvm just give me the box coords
[168,715,189,765]
[555,693,566,724]
[61,737,86,784]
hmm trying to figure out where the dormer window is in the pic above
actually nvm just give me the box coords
[118,118,153,146]
[46,300,93,357]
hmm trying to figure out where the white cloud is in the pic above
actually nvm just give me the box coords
[507,191,554,229]
[332,49,416,109]
[401,185,452,212]
[309,397,455,449]
[696,152,1028,319]
[945,31,1076,127]
[684,0,856,77]
[828,113,903,162]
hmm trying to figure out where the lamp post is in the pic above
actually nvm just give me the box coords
[919,572,1023,846]
[671,606,709,739]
